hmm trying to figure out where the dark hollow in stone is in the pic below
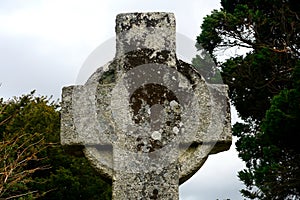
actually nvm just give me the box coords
[129,83,179,124]
[150,188,159,199]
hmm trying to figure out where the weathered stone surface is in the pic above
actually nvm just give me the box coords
[61,12,232,199]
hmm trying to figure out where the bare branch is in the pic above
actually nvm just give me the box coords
[5,190,38,200]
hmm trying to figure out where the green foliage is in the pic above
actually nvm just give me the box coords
[222,48,295,121]
[0,91,58,199]
[198,0,300,199]
[262,88,300,152]
[196,10,224,57]
[192,50,223,84]
[0,92,111,199]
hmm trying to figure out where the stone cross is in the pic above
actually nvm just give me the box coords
[61,12,231,199]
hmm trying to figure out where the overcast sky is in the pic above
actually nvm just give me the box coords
[0,1,247,199]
